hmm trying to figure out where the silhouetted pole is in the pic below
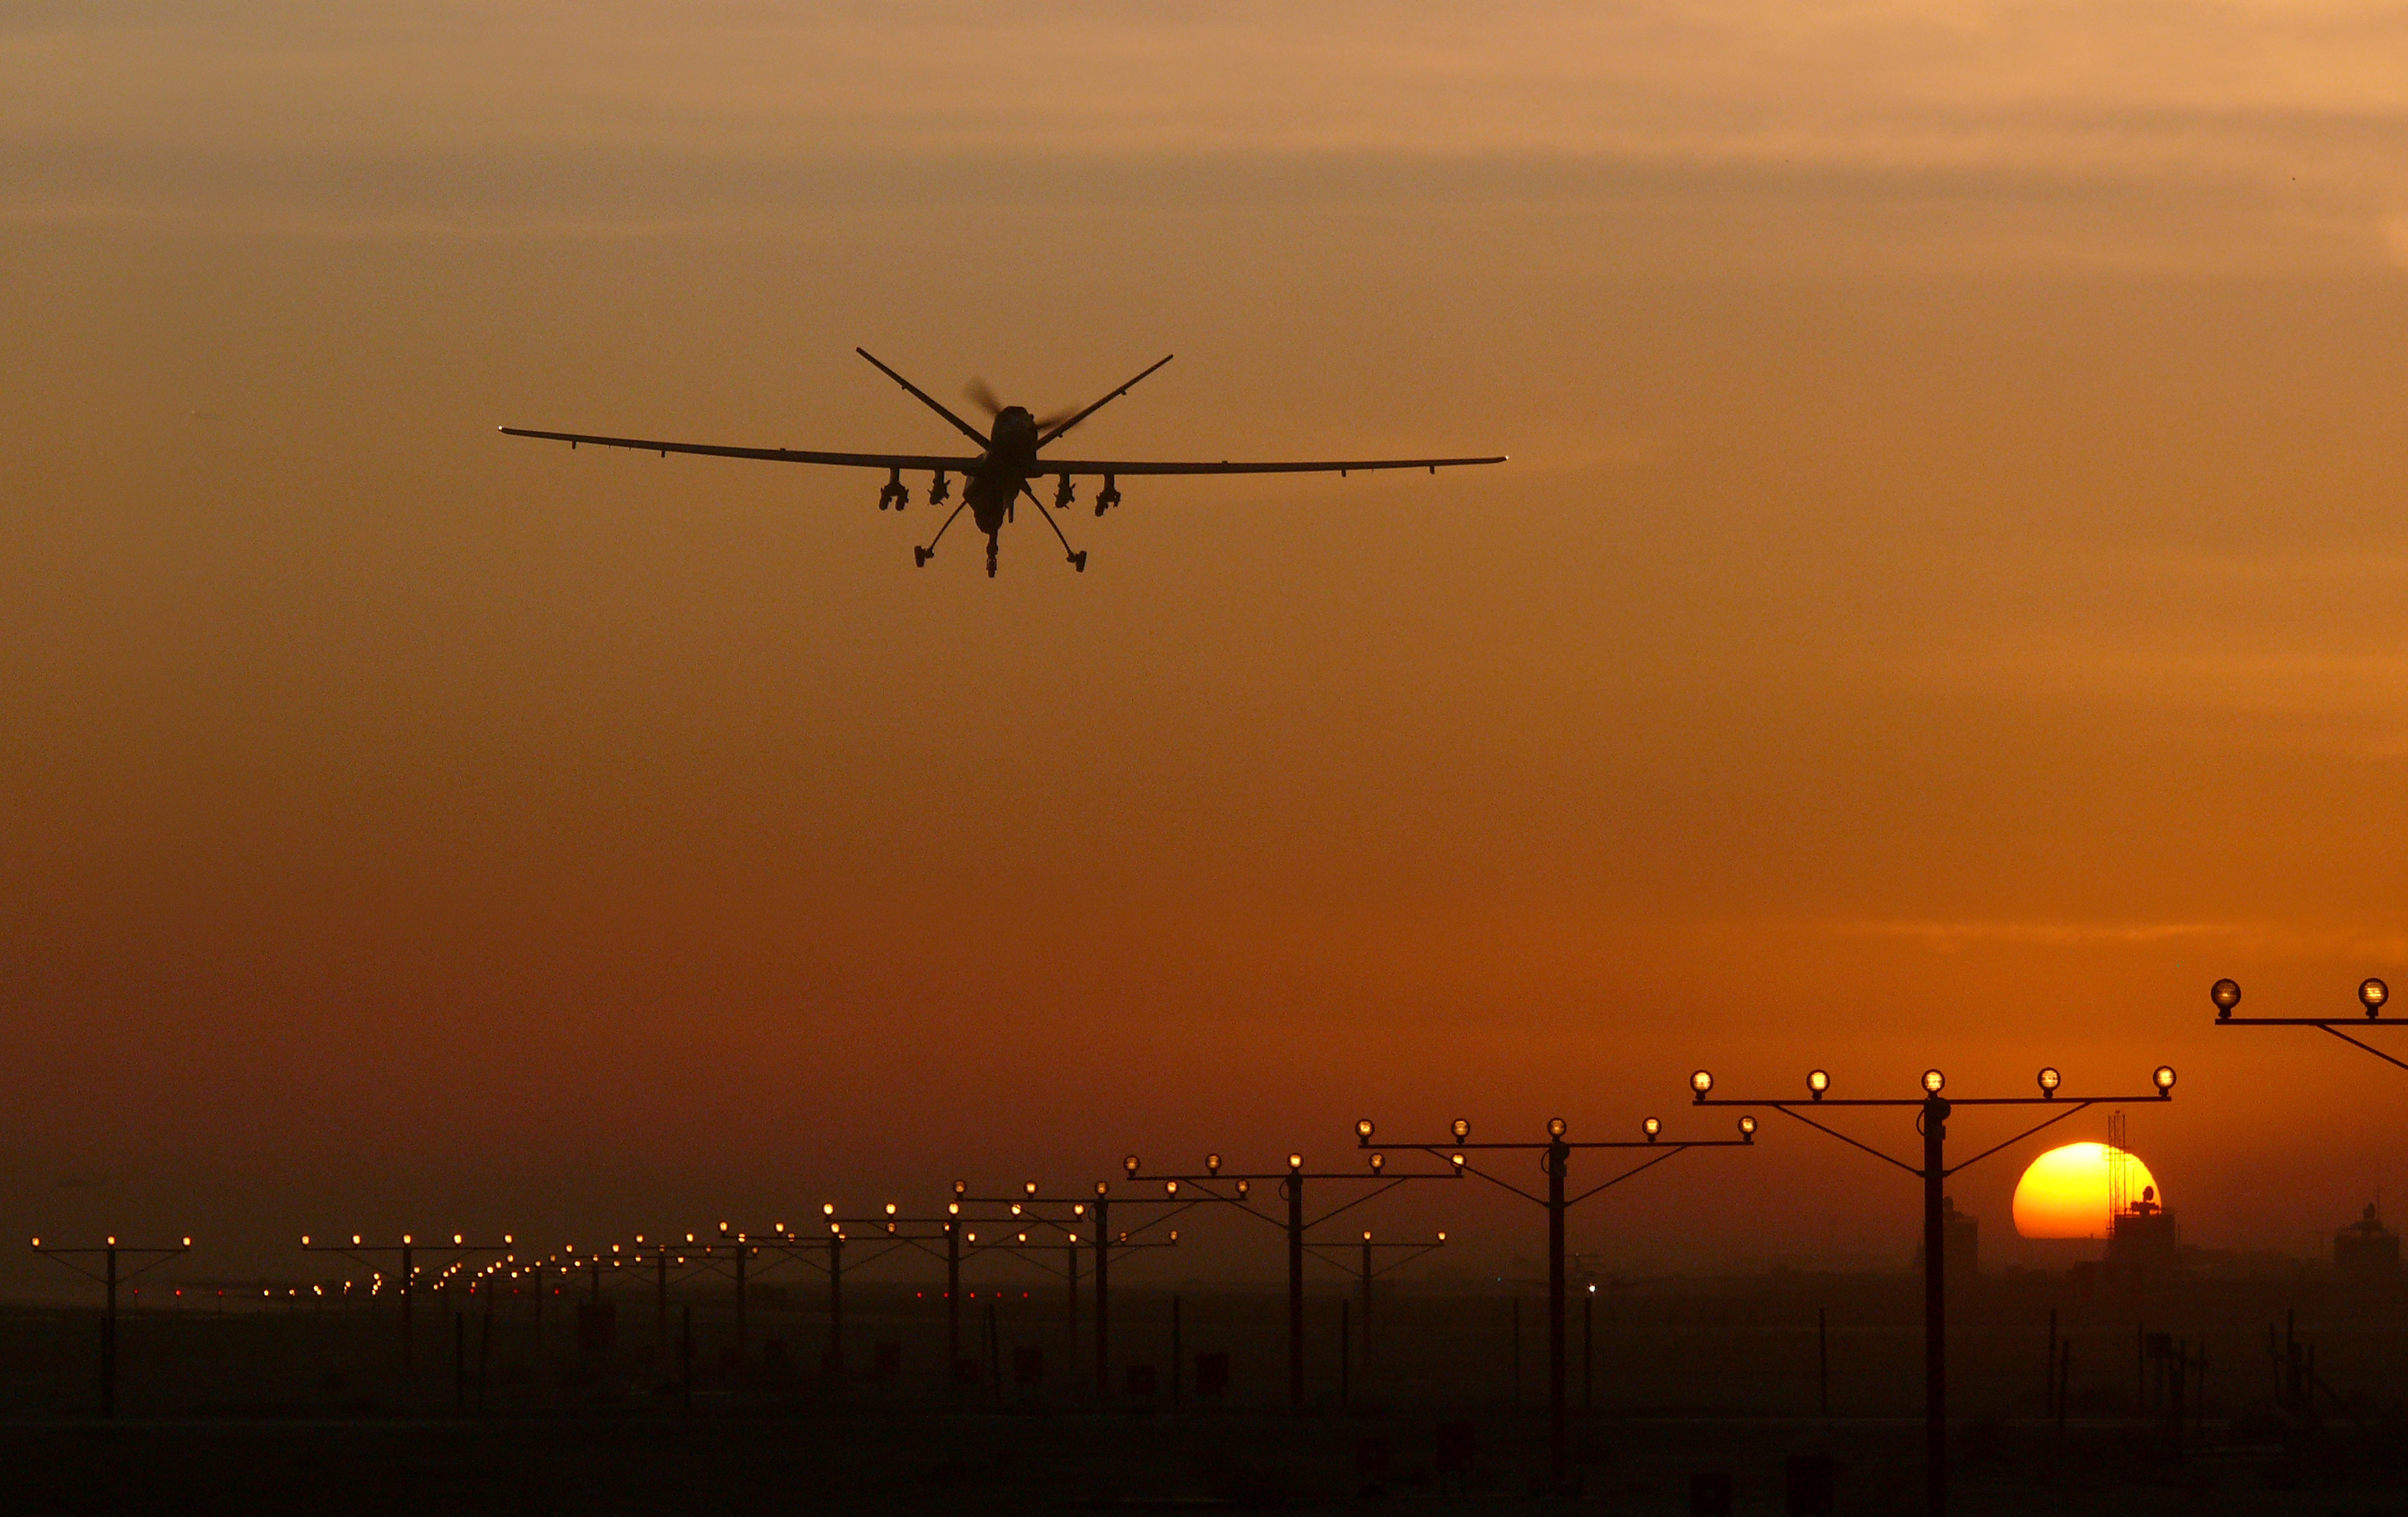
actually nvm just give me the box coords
[1360,1234,1375,1375]
[1548,1129,1568,1483]
[1286,1172,1305,1408]
[401,1240,415,1374]
[1819,1306,1829,1416]
[948,1221,965,1382]
[1093,1200,1110,1400]
[733,1241,748,1358]
[1067,1237,1080,1369]
[680,1304,693,1414]
[102,1243,117,1419]
[2044,1309,2056,1419]
[1512,1298,1522,1406]
[1340,1301,1350,1408]
[655,1252,669,1353]
[454,1310,468,1413]
[827,1233,844,1374]
[476,1301,493,1413]
[1583,1292,1594,1411]
[1171,1293,1182,1409]
[986,1301,1002,1406]
[2055,1340,2070,1444]
[1923,1092,1948,1517]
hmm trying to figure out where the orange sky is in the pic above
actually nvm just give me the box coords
[4,2,2406,1286]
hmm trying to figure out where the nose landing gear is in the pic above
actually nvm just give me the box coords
[986,535,999,578]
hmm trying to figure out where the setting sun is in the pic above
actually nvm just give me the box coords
[2012,1143,2160,1239]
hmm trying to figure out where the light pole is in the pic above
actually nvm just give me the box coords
[1121,1147,1460,1409]
[1690,1063,2175,1517]
[301,1233,512,1374]
[606,1235,701,1357]
[2211,977,2405,1070]
[1369,1116,1753,1488]
[30,1235,191,1417]
[797,1205,961,1378]
[961,1179,1183,1401]
[1300,1229,1448,1383]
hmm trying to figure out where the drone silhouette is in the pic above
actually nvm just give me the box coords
[503,350,1506,576]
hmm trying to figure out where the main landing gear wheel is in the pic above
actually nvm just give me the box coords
[914,546,932,567]
[986,540,998,578]
[1069,551,1087,572]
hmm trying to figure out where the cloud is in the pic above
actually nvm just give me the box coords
[1835,918,2235,947]
[1831,918,2408,957]
[4,2,2406,265]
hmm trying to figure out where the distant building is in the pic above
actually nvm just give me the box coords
[2335,1203,2399,1277]
[2106,1184,2178,1278]
[1945,1196,1978,1278]
[1914,1196,1980,1278]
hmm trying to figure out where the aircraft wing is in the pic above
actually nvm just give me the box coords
[500,427,981,473]
[1030,455,1507,476]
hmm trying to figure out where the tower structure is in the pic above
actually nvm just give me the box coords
[2105,1110,2130,1231]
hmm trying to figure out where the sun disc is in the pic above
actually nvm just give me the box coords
[2012,1142,2159,1239]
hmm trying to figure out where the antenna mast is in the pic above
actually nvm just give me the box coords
[2105,1110,2129,1238]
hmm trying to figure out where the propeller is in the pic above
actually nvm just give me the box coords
[964,379,1078,430]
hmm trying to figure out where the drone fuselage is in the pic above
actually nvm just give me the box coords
[966,405,1043,538]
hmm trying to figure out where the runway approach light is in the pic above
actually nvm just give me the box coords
[2037,1067,2061,1097]
[2212,978,2242,1017]
[1922,1070,1946,1095]
[1808,1070,1830,1100]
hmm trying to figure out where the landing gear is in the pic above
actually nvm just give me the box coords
[877,466,909,511]
[1094,473,1121,516]
[986,536,999,578]
[1054,474,1076,510]
[916,500,969,567]
[1023,481,1090,575]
